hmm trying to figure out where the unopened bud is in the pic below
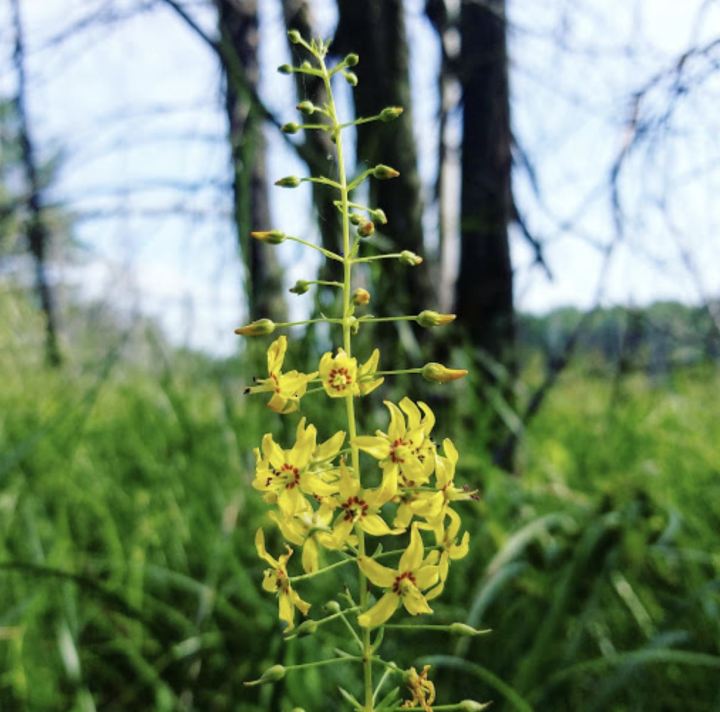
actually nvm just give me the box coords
[380,106,404,122]
[417,310,456,328]
[277,64,293,74]
[275,176,301,188]
[349,213,363,225]
[357,220,375,238]
[324,600,341,613]
[422,363,468,384]
[373,164,400,180]
[343,71,358,87]
[296,100,315,115]
[287,29,302,44]
[370,208,387,225]
[234,319,276,336]
[250,230,286,245]
[448,622,490,636]
[289,280,310,295]
[399,250,423,266]
[282,122,301,134]
[459,701,492,711]
[244,663,286,687]
[344,53,359,67]
[294,619,318,637]
[353,288,371,306]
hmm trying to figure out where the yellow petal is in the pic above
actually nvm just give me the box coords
[301,538,319,573]
[354,435,390,460]
[255,528,278,567]
[385,401,406,440]
[314,431,346,461]
[331,517,354,547]
[414,564,439,590]
[442,437,458,464]
[357,556,396,588]
[361,513,397,537]
[399,525,424,572]
[290,422,317,468]
[425,581,444,601]
[399,397,421,429]
[266,336,287,374]
[278,592,295,630]
[357,592,400,628]
[262,569,277,593]
[268,511,304,546]
[289,587,311,616]
[393,503,414,530]
[401,586,433,616]
[267,392,294,414]
[418,400,436,434]
[261,434,285,471]
[377,463,399,501]
[447,508,462,540]
[338,462,359,500]
[450,531,470,560]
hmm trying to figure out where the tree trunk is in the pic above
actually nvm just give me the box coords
[456,0,515,466]
[11,0,62,367]
[217,0,285,322]
[335,0,433,326]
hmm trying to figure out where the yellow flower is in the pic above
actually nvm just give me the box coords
[255,528,310,631]
[357,348,383,396]
[269,502,337,573]
[357,525,439,628]
[252,418,345,516]
[246,336,318,414]
[319,348,358,397]
[434,438,478,510]
[424,508,470,601]
[330,462,402,544]
[402,665,436,711]
[354,398,436,499]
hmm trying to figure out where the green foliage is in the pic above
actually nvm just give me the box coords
[1,290,719,710]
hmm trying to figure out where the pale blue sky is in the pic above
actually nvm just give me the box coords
[2,0,719,354]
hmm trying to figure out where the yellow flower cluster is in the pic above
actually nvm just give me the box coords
[249,339,474,632]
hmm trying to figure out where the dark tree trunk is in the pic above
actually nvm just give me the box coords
[335,0,433,323]
[11,0,62,367]
[217,0,285,322]
[456,0,515,466]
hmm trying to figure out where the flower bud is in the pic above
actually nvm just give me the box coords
[289,280,310,295]
[370,208,387,225]
[343,71,358,87]
[287,29,302,44]
[282,122,300,134]
[459,701,491,711]
[300,60,312,70]
[275,176,301,188]
[294,619,318,637]
[344,53,359,67]
[234,319,276,336]
[353,288,371,305]
[379,106,404,122]
[373,164,400,180]
[244,663,286,686]
[349,213,363,225]
[250,230,286,245]
[296,100,315,115]
[357,220,375,238]
[277,64,293,74]
[448,622,489,636]
[324,600,341,613]
[417,310,456,328]
[422,362,468,384]
[399,250,423,266]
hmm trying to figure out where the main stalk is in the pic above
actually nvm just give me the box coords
[321,58,374,711]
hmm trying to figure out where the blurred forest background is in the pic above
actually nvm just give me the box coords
[1,0,720,710]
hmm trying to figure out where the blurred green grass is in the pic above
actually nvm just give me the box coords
[1,294,719,711]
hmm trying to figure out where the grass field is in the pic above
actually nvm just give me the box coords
[1,299,719,710]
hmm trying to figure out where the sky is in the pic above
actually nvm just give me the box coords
[1,0,719,355]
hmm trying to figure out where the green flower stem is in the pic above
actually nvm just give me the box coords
[309,279,343,288]
[385,705,475,711]
[337,609,365,651]
[347,169,374,192]
[284,606,360,638]
[319,54,375,712]
[275,317,343,328]
[383,623,489,633]
[289,557,355,583]
[373,368,423,377]
[352,253,404,263]
[285,235,344,262]
[358,315,418,323]
[340,114,382,128]
[296,123,330,131]
[371,666,395,705]
[286,655,362,672]
[301,175,342,189]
